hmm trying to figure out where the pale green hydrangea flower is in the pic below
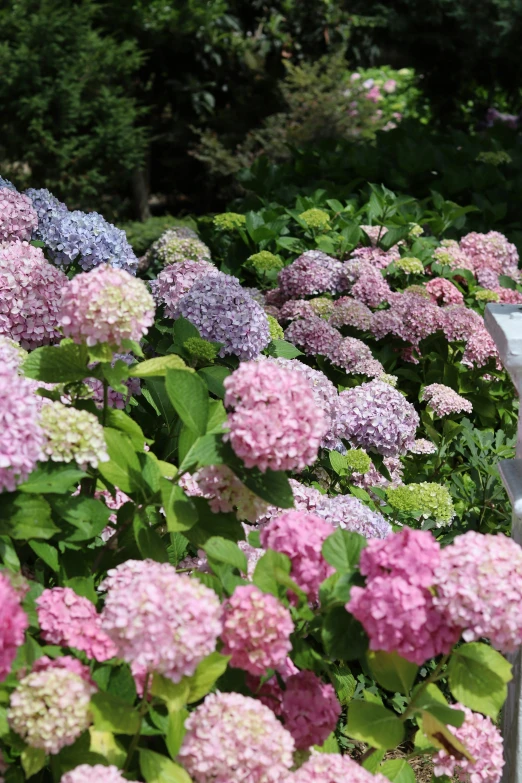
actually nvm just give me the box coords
[475,289,500,302]
[299,208,331,232]
[213,212,247,231]
[386,482,455,526]
[267,315,284,340]
[394,257,424,275]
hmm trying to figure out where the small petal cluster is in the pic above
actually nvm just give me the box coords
[313,492,391,539]
[59,264,155,347]
[441,305,483,343]
[285,317,342,359]
[0,367,44,492]
[329,296,373,330]
[432,241,475,273]
[0,573,28,681]
[213,212,246,231]
[224,361,326,472]
[248,251,284,275]
[299,208,331,232]
[151,259,218,317]
[220,585,293,675]
[393,257,424,275]
[352,456,403,493]
[0,176,17,191]
[25,187,67,229]
[332,336,384,377]
[422,383,472,416]
[267,314,284,339]
[344,448,372,474]
[334,380,419,456]
[148,230,211,267]
[32,655,94,686]
[351,267,393,308]
[278,251,348,299]
[460,230,519,280]
[8,667,94,754]
[291,752,389,783]
[309,296,336,319]
[475,288,500,302]
[39,402,109,469]
[347,528,459,664]
[461,328,501,369]
[386,482,455,526]
[433,705,504,783]
[351,244,400,270]
[434,532,522,652]
[279,299,316,322]
[176,274,270,360]
[260,511,334,601]
[0,189,38,242]
[280,670,341,749]
[178,692,295,783]
[60,765,128,783]
[180,465,269,523]
[36,587,117,661]
[410,438,437,454]
[370,292,442,347]
[0,336,27,372]
[100,560,222,681]
[425,277,464,305]
[33,206,138,273]
[0,240,68,347]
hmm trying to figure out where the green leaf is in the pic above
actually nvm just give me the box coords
[18,463,87,494]
[198,366,231,398]
[328,664,356,705]
[129,355,191,378]
[65,576,98,604]
[448,642,512,719]
[187,652,231,703]
[89,729,127,766]
[104,408,148,448]
[23,343,89,382]
[133,514,169,562]
[140,749,192,783]
[177,433,226,473]
[418,712,474,762]
[204,536,248,573]
[414,684,465,727]
[165,368,209,435]
[184,501,244,547]
[313,732,340,753]
[253,549,292,599]
[51,496,111,542]
[161,480,199,533]
[151,675,190,711]
[166,709,188,759]
[144,378,177,428]
[28,541,59,572]
[362,750,386,772]
[173,316,200,344]
[346,701,405,749]
[379,759,416,783]
[367,651,418,695]
[98,428,144,495]
[267,339,303,359]
[21,747,47,778]
[329,451,348,475]
[90,691,141,734]
[241,468,294,508]
[322,529,366,573]
[322,607,368,661]
[0,495,58,540]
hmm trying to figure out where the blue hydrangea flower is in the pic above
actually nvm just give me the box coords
[0,176,17,192]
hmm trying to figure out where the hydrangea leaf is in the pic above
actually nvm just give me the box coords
[378,758,416,783]
[346,701,405,749]
[140,749,192,783]
[366,651,418,695]
[165,368,209,436]
[447,642,512,719]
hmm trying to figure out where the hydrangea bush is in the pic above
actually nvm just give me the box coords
[0,176,519,783]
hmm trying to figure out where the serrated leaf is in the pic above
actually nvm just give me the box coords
[90,691,141,734]
[186,652,231,703]
[23,343,89,382]
[0,495,58,540]
[140,749,192,783]
[448,642,512,719]
[129,355,191,378]
[18,463,87,494]
[204,536,248,573]
[379,759,416,783]
[21,747,46,778]
[346,701,405,749]
[322,529,366,572]
[367,651,418,695]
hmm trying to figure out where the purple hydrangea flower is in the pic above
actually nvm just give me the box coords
[278,250,348,300]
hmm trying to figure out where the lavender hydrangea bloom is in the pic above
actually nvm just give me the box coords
[278,250,349,300]
[334,380,419,456]
[313,493,391,539]
[0,177,17,192]
[25,188,68,231]
[176,274,270,360]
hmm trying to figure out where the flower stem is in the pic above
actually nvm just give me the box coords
[124,672,151,772]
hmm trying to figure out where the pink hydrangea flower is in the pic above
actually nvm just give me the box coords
[260,510,334,601]
[329,296,373,330]
[179,465,269,523]
[59,264,155,347]
[292,752,390,783]
[370,292,442,347]
[460,231,519,279]
[278,250,348,299]
[351,244,400,270]
[359,528,441,587]
[432,241,475,273]
[496,287,522,304]
[425,278,464,305]
[36,587,117,661]
[0,366,44,493]
[224,360,327,473]
[434,532,522,652]
[246,656,298,716]
[0,189,38,242]
[422,383,473,416]
[278,299,316,322]
[285,317,342,359]
[100,559,222,682]
[178,692,295,783]
[0,572,28,681]
[60,765,128,783]
[280,670,341,749]
[359,225,388,246]
[221,585,293,675]
[440,304,483,343]
[461,328,501,369]
[32,655,95,687]
[151,259,219,317]
[433,705,504,783]
[351,268,393,308]
[0,240,68,347]
[409,438,437,454]
[347,575,459,664]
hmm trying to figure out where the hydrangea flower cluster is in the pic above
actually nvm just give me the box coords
[247,251,284,276]
[175,274,270,360]
[147,230,211,267]
[333,336,384,377]
[425,277,464,305]
[360,225,388,246]
[0,240,68,347]
[433,705,504,783]
[393,257,424,275]
[329,296,373,330]
[220,585,293,675]
[350,266,393,307]
[433,532,522,651]
[309,296,336,319]
[180,465,269,523]
[370,291,442,347]
[351,244,400,270]
[151,259,219,317]
[460,230,519,280]
[422,383,473,416]
[0,176,16,191]
[280,670,341,749]
[291,753,389,783]
[461,327,501,369]
[0,336,27,372]
[178,692,295,783]
[24,187,67,228]
[39,402,109,469]
[410,438,437,454]
[278,299,316,322]
[388,482,455,526]
[0,367,44,493]
[278,251,348,299]
[475,288,500,302]
[347,528,459,664]
[334,379,419,456]
[100,559,222,682]
[59,264,155,347]
[0,189,38,242]
[298,208,331,232]
[213,212,246,231]
[432,240,475,272]
[0,573,28,681]
[260,510,334,601]
[285,316,342,359]
[313,492,392,539]
[224,361,326,472]
[8,667,95,754]
[36,587,117,661]
[267,314,284,339]
[441,304,483,343]
[31,654,94,685]
[60,766,128,783]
